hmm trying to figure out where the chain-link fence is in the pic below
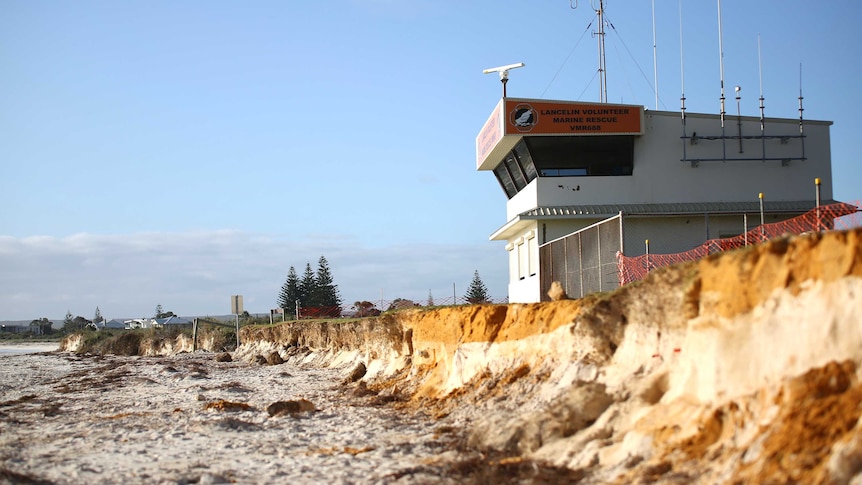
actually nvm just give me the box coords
[538,213,623,301]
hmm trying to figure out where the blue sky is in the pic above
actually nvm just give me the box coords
[2,1,860,321]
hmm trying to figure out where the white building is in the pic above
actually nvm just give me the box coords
[476,97,842,303]
[124,318,151,330]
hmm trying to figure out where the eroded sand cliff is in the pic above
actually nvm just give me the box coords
[234,227,862,483]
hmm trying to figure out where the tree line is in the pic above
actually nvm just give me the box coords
[277,256,342,318]
[277,262,492,320]
[55,304,178,334]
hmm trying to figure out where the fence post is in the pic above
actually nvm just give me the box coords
[192,318,198,352]
[578,233,584,298]
[597,229,603,291]
[744,213,748,246]
[705,212,710,242]
[759,192,765,240]
[645,239,650,273]
[815,178,821,231]
[618,212,625,289]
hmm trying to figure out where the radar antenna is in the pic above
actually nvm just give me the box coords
[482,63,526,98]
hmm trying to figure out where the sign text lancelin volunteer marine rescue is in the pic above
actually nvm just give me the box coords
[502,100,643,135]
[544,107,631,131]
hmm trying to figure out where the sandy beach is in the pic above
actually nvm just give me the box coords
[0,342,61,356]
[0,350,464,485]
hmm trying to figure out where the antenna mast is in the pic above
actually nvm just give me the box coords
[679,0,686,124]
[717,0,726,129]
[595,0,608,103]
[798,63,806,158]
[571,0,608,103]
[652,0,658,110]
[716,0,728,160]
[758,34,765,132]
[758,34,766,159]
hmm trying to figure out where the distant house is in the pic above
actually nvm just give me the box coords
[153,316,192,328]
[119,317,192,330]
[124,318,151,330]
[101,319,127,330]
[30,319,53,335]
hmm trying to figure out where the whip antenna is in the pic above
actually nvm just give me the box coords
[758,34,767,160]
[679,0,686,124]
[652,0,659,110]
[717,0,726,128]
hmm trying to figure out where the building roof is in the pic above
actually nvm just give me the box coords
[520,200,845,218]
[103,319,126,329]
[491,200,856,241]
[155,316,192,326]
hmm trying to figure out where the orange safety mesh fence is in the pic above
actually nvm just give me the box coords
[617,201,861,285]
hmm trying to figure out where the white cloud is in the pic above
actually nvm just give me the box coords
[0,231,508,321]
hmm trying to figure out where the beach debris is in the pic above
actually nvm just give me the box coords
[265,352,284,365]
[343,362,367,383]
[308,446,376,456]
[203,400,253,412]
[199,472,233,484]
[41,403,63,417]
[352,381,377,398]
[266,399,316,417]
[215,352,232,362]
[211,417,260,432]
[548,281,569,301]
[369,384,403,406]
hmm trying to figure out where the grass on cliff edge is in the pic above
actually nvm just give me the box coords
[69,326,236,356]
[245,304,491,329]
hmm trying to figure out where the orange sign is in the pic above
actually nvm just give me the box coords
[475,99,504,165]
[504,99,643,135]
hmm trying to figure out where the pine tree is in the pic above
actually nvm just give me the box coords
[298,263,317,308]
[313,256,342,310]
[155,304,163,319]
[277,266,300,317]
[93,306,103,324]
[62,310,74,334]
[427,289,434,307]
[464,270,491,304]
